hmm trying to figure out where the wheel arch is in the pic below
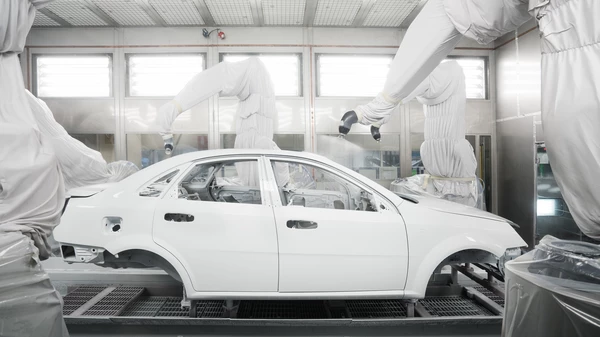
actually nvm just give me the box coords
[405,234,507,298]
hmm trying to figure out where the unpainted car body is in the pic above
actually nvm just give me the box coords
[54,149,526,300]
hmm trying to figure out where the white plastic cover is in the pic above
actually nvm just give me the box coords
[26,91,138,190]
[528,0,600,240]
[0,0,63,260]
[390,174,486,210]
[0,232,68,336]
[0,1,69,336]
[354,0,600,239]
[157,57,289,186]
[503,235,600,336]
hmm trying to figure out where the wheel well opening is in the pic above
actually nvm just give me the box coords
[102,249,182,283]
[433,249,497,274]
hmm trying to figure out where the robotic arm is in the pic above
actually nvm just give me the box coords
[339,0,530,140]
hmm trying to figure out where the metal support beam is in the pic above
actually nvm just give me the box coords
[453,265,505,298]
[304,0,318,27]
[465,287,504,316]
[352,0,376,27]
[136,0,167,26]
[38,8,73,27]
[80,0,120,27]
[193,0,216,27]
[250,0,264,27]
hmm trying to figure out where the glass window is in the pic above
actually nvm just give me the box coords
[221,54,301,96]
[535,143,598,243]
[270,160,377,212]
[317,54,393,97]
[220,134,304,151]
[444,57,487,99]
[71,134,115,162]
[178,160,261,204]
[34,55,111,97]
[316,54,487,99]
[127,54,204,97]
[317,134,400,181]
[126,134,208,168]
[139,169,180,197]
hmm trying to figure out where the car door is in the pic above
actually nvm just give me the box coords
[152,156,279,293]
[266,157,409,293]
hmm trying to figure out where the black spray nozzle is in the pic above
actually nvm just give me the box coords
[371,125,381,142]
[164,143,174,154]
[339,110,358,137]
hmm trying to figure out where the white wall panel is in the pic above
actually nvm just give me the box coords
[123,99,209,133]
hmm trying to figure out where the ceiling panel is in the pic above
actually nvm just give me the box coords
[363,0,420,27]
[47,0,108,26]
[313,0,362,26]
[33,12,61,26]
[149,0,205,25]
[262,0,305,26]
[91,0,156,26]
[205,0,254,25]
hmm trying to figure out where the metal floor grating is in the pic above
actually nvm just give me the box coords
[120,297,225,318]
[420,296,494,317]
[473,286,505,307]
[120,296,168,317]
[62,286,106,316]
[346,300,407,318]
[82,287,144,316]
[237,300,329,319]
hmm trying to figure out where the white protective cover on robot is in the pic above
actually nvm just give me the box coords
[390,61,484,209]
[157,57,289,186]
[355,0,600,240]
[0,1,69,336]
[25,91,139,191]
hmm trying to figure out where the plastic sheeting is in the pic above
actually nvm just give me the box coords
[0,232,68,337]
[502,235,600,336]
[390,174,486,210]
[157,57,289,186]
[1,1,69,336]
[26,91,138,190]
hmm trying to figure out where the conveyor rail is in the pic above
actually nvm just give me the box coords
[58,264,507,336]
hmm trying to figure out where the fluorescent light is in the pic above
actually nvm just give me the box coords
[537,199,557,216]
[222,54,300,96]
[128,54,204,97]
[36,55,111,97]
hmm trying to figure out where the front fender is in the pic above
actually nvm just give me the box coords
[404,232,521,299]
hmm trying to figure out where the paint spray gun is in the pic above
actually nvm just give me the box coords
[338,110,381,142]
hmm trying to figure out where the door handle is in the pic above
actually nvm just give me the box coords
[164,213,195,222]
[287,220,318,229]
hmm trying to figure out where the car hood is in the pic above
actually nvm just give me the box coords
[397,193,508,223]
[67,183,115,197]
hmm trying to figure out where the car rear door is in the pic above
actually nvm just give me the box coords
[265,156,409,293]
[152,156,279,293]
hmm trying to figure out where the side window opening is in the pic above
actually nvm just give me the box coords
[271,161,377,212]
[139,170,180,197]
[178,160,261,205]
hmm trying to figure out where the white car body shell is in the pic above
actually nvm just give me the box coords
[54,149,526,300]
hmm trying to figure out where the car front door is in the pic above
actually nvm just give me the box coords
[152,156,279,293]
[266,157,409,293]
